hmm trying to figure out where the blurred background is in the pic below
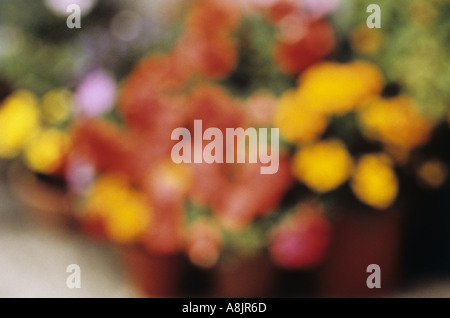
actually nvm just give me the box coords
[0,0,450,298]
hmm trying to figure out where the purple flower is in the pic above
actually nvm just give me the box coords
[66,156,95,194]
[74,69,117,117]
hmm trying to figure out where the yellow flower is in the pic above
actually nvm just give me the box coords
[351,153,398,209]
[86,175,151,243]
[358,96,432,150]
[23,128,70,174]
[293,139,353,193]
[296,61,384,115]
[274,90,328,144]
[0,90,41,158]
[41,88,73,124]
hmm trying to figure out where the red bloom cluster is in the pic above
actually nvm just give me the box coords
[69,0,334,268]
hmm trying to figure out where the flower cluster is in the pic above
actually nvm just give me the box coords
[67,0,339,269]
[0,89,71,174]
[2,0,448,273]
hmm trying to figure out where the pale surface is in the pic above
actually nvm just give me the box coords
[0,161,449,298]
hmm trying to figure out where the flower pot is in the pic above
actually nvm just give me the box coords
[118,245,183,297]
[6,162,75,228]
[318,208,403,297]
[211,254,276,298]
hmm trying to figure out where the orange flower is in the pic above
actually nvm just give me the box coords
[274,19,335,74]
[141,160,191,255]
[174,32,238,79]
[70,119,161,184]
[174,0,241,78]
[212,153,293,229]
[84,174,151,244]
[185,0,242,36]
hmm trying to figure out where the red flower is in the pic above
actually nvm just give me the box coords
[269,204,331,268]
[213,154,293,228]
[185,0,242,36]
[70,119,142,181]
[274,19,335,74]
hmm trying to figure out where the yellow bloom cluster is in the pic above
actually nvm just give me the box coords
[0,89,72,174]
[292,139,353,193]
[351,153,398,210]
[274,91,328,144]
[296,61,384,115]
[274,59,435,210]
[41,89,73,125]
[358,96,432,151]
[85,175,151,243]
[274,61,384,144]
[0,91,40,158]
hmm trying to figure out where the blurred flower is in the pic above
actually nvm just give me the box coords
[75,69,117,117]
[297,61,384,115]
[186,0,241,35]
[66,156,95,194]
[185,218,222,269]
[213,154,293,229]
[358,96,432,151]
[269,203,331,269]
[145,160,193,203]
[0,90,40,158]
[23,128,70,174]
[85,174,151,243]
[244,90,277,127]
[274,19,335,74]
[293,139,353,193]
[175,32,238,79]
[274,90,328,143]
[350,24,382,54]
[302,0,341,18]
[172,0,242,79]
[110,10,144,42]
[44,0,97,17]
[119,55,188,144]
[183,84,293,228]
[263,0,300,24]
[351,153,398,210]
[140,160,191,255]
[417,159,448,189]
[41,88,73,124]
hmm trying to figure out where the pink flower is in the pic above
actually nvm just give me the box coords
[75,69,117,117]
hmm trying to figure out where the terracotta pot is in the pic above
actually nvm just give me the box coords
[318,208,403,297]
[118,245,184,297]
[211,254,276,298]
[7,162,75,227]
